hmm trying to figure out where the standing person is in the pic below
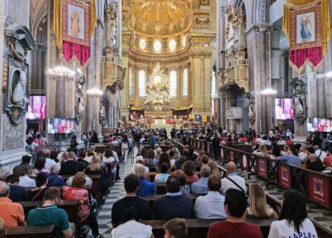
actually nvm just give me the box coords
[69,135,78,154]
[211,133,220,160]
[207,189,263,238]
[268,190,317,238]
[163,218,188,238]
[27,187,74,238]
[0,181,25,228]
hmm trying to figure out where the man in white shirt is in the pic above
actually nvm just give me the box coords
[194,175,226,219]
[43,149,56,171]
[220,162,246,195]
[18,166,36,187]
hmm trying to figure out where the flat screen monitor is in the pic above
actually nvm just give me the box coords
[275,98,294,120]
[27,96,46,120]
[47,118,76,134]
[307,118,332,133]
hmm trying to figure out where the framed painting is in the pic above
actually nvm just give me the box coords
[62,0,90,47]
[290,4,322,50]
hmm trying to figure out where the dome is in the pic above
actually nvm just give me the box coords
[128,0,192,36]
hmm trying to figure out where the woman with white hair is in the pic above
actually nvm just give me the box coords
[134,164,155,197]
[47,164,65,187]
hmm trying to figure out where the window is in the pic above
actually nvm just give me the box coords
[138,70,146,97]
[170,70,177,97]
[129,68,134,96]
[182,68,188,96]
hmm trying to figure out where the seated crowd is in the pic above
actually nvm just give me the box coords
[0,128,322,238]
[0,142,123,238]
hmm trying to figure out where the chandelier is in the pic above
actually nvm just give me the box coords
[47,66,76,81]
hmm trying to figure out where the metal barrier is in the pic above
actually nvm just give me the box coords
[172,137,332,237]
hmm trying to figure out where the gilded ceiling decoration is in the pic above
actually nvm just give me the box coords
[128,0,192,37]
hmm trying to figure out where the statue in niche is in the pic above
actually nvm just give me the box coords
[244,93,255,125]
[99,105,107,127]
[110,3,118,47]
[4,24,34,125]
[76,72,85,124]
[144,62,170,111]
[290,77,306,124]
[12,70,29,106]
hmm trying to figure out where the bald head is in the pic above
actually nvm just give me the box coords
[0,181,10,197]
[226,162,237,174]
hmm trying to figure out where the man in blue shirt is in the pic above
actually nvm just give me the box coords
[191,166,211,195]
[154,176,193,219]
[277,150,302,166]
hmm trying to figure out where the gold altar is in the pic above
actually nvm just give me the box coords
[121,0,216,121]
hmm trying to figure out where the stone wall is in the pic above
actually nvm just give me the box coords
[0,0,31,168]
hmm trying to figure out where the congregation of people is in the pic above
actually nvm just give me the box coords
[0,127,323,238]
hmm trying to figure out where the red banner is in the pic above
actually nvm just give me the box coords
[308,174,330,208]
[62,41,90,66]
[257,158,268,179]
[278,164,292,190]
[283,1,330,73]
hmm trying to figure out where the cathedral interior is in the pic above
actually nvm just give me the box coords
[1,0,332,237]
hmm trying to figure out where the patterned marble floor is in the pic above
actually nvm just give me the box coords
[92,160,132,237]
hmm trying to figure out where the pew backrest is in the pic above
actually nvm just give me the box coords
[5,225,54,238]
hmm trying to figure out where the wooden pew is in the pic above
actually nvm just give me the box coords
[142,194,197,210]
[5,225,54,238]
[19,200,79,227]
[142,218,274,238]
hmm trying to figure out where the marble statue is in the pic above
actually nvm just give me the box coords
[290,77,306,124]
[12,70,29,106]
[144,62,170,111]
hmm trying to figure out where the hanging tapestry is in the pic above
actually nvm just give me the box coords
[282,0,330,73]
[53,0,96,66]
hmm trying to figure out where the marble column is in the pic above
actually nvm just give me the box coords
[246,26,272,134]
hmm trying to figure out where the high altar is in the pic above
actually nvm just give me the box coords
[120,0,216,121]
